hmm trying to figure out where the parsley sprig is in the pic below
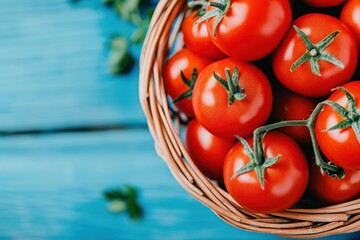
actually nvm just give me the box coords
[103,185,143,221]
[103,0,154,74]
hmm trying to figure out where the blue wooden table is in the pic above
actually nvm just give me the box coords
[1,1,360,239]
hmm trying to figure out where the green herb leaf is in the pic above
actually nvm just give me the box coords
[103,0,154,75]
[107,200,127,212]
[127,197,143,221]
[109,35,135,74]
[103,185,143,221]
[130,8,154,44]
[103,189,127,200]
[102,0,115,6]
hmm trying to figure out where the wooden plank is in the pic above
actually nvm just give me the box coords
[0,0,145,131]
[0,129,359,239]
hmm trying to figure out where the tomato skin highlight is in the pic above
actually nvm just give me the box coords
[271,86,318,145]
[185,119,236,180]
[315,81,360,170]
[182,11,226,60]
[192,58,273,139]
[309,163,360,205]
[302,0,347,8]
[272,13,358,97]
[206,0,292,61]
[223,131,309,213]
[341,0,360,55]
[163,48,212,117]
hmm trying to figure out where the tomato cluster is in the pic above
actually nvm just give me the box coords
[163,0,360,213]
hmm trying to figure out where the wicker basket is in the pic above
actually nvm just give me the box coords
[139,0,360,238]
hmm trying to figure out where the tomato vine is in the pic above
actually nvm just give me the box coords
[234,87,360,184]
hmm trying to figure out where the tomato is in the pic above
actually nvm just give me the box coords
[271,86,318,145]
[163,48,212,117]
[302,0,347,8]
[182,11,226,60]
[315,81,360,170]
[192,58,273,139]
[201,0,291,61]
[185,119,236,180]
[272,13,358,97]
[309,161,360,205]
[341,0,360,55]
[223,131,309,213]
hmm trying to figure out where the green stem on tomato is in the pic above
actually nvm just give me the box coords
[233,86,360,184]
[251,102,341,174]
[195,0,230,37]
[252,120,307,165]
[290,25,344,76]
[187,0,208,9]
[306,102,343,173]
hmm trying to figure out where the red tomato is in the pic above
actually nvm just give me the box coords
[309,162,360,205]
[203,0,292,61]
[163,48,212,117]
[192,58,273,139]
[271,86,318,145]
[272,13,358,97]
[223,131,309,213]
[182,11,226,60]
[302,0,347,7]
[315,81,360,170]
[341,0,360,55]
[185,119,236,180]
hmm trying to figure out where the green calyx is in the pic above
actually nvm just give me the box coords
[322,162,345,180]
[173,68,198,103]
[188,0,208,17]
[232,135,281,189]
[324,87,360,142]
[194,0,230,37]
[213,66,246,106]
[290,25,344,76]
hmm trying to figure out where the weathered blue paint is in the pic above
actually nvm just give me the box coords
[0,0,145,131]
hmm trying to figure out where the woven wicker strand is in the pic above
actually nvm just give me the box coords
[139,0,360,238]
